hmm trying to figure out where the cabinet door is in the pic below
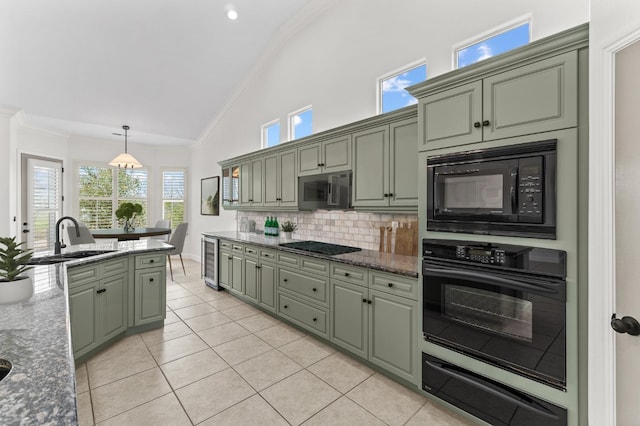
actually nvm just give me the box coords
[100,273,128,340]
[259,261,276,313]
[368,289,417,383]
[331,280,368,359]
[352,125,389,207]
[250,158,263,205]
[69,282,98,358]
[298,143,322,176]
[389,118,418,207]
[135,269,165,326]
[322,134,351,173]
[219,251,231,290]
[221,166,240,208]
[231,254,243,295]
[484,51,577,141]
[419,81,482,150]
[279,149,298,207]
[263,154,279,206]
[240,162,252,204]
[243,257,258,302]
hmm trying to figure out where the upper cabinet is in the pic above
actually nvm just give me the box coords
[240,158,263,206]
[298,134,351,176]
[221,165,240,209]
[416,51,578,151]
[352,117,418,209]
[264,148,297,208]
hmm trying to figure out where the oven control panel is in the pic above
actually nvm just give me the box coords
[455,245,506,264]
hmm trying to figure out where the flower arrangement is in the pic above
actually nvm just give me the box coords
[115,202,143,231]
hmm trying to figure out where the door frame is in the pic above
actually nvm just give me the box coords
[588,25,640,425]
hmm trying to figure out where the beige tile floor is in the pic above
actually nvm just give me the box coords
[75,259,474,426]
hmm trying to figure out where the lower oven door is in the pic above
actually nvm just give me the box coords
[423,260,566,389]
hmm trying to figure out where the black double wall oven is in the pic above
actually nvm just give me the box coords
[421,239,568,425]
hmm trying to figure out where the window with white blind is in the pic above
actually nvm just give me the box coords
[162,169,186,229]
[78,164,148,228]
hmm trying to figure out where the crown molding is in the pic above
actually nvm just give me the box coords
[0,105,22,119]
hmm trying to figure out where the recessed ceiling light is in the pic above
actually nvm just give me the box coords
[226,9,238,20]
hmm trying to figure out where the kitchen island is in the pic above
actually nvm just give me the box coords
[0,239,172,426]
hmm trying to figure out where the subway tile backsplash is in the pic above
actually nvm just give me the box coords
[237,210,418,251]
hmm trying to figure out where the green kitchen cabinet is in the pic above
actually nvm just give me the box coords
[264,148,297,208]
[240,158,263,206]
[258,260,277,313]
[221,165,240,209]
[298,134,351,176]
[368,289,417,383]
[219,250,232,290]
[331,279,368,359]
[231,246,244,296]
[244,246,278,313]
[352,117,418,209]
[68,281,98,357]
[243,255,259,303]
[99,273,128,340]
[219,241,244,295]
[133,253,167,326]
[418,51,578,150]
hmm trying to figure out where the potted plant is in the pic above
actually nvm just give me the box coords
[0,236,34,305]
[115,202,143,232]
[280,220,298,239]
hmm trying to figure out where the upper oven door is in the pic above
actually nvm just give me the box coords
[430,158,519,222]
[422,260,566,389]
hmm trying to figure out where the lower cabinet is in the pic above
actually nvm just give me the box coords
[134,268,165,325]
[331,279,417,382]
[219,248,243,295]
[278,292,328,338]
[68,268,127,360]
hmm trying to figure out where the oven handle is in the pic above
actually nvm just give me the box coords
[424,358,560,420]
[423,266,565,300]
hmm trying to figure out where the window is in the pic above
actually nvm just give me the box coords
[289,106,312,140]
[261,120,280,148]
[456,21,530,69]
[78,164,148,228]
[162,169,186,229]
[378,62,427,114]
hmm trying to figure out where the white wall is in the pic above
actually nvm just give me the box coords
[186,0,589,257]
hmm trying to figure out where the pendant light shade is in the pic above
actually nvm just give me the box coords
[109,125,142,169]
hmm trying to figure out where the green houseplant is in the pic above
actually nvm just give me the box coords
[0,236,34,305]
[115,202,143,232]
[280,220,297,238]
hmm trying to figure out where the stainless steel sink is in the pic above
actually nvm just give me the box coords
[0,359,12,382]
[29,250,115,265]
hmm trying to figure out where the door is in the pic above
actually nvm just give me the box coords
[22,155,63,253]
[69,282,98,357]
[389,118,418,207]
[219,251,231,289]
[100,273,127,339]
[614,39,640,425]
[331,280,368,358]
[352,125,388,207]
[243,257,258,302]
[258,261,276,313]
[135,269,164,325]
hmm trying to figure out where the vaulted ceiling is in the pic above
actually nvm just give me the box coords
[0,0,315,145]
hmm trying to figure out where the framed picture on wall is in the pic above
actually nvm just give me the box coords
[201,176,220,216]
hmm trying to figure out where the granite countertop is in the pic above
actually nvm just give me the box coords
[202,231,419,278]
[0,239,172,425]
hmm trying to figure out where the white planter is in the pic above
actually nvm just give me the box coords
[0,276,34,305]
[283,231,293,239]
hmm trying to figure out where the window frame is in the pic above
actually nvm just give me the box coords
[160,167,188,229]
[376,58,427,114]
[288,105,313,141]
[75,161,150,229]
[261,119,281,149]
[453,15,532,69]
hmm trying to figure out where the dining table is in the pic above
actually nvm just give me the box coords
[90,227,172,241]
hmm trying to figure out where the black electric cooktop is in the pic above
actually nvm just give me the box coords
[278,241,362,256]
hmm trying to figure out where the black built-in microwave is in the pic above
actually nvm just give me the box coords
[427,139,557,239]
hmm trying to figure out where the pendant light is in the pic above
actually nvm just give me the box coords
[109,125,142,169]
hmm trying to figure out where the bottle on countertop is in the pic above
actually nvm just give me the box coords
[273,217,279,236]
[264,216,270,236]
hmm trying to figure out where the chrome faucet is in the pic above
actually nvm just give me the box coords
[54,216,80,255]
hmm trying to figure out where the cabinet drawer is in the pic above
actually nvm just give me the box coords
[278,293,327,336]
[244,245,259,257]
[259,249,277,262]
[219,240,233,251]
[331,263,368,286]
[67,264,99,288]
[370,271,418,300]
[300,257,329,275]
[135,253,165,270]
[279,268,328,306]
[100,257,128,277]
[232,244,244,253]
[278,252,299,267]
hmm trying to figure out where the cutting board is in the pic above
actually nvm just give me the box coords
[395,222,418,256]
